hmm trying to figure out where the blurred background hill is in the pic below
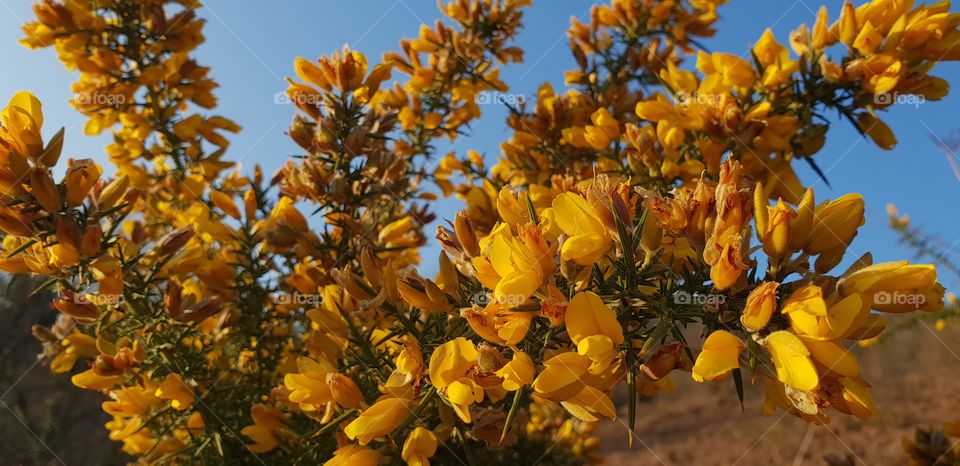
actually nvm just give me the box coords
[599,317,960,465]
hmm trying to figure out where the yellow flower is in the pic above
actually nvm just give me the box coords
[697,51,755,89]
[461,300,532,346]
[691,330,743,382]
[840,260,934,293]
[532,351,590,401]
[402,426,438,466]
[1,91,44,158]
[741,281,779,332]
[561,385,616,422]
[801,337,860,377]
[270,196,309,232]
[496,187,532,227]
[155,374,194,411]
[834,377,875,421]
[241,425,278,454]
[103,383,163,417]
[428,337,483,422]
[343,397,412,445]
[474,223,552,305]
[839,261,944,312]
[284,356,335,410]
[635,99,677,123]
[764,331,818,391]
[71,369,124,390]
[783,286,866,340]
[753,29,799,88]
[324,444,381,466]
[382,342,423,398]
[566,291,624,374]
[561,108,621,150]
[241,405,289,453]
[853,21,883,54]
[753,115,800,153]
[584,107,619,150]
[552,192,611,265]
[496,350,534,391]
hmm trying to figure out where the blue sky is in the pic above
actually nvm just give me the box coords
[2,1,958,287]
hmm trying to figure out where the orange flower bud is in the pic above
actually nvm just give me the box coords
[64,158,101,206]
[741,282,779,332]
[29,167,60,213]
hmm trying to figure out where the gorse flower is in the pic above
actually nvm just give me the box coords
[4,0,957,464]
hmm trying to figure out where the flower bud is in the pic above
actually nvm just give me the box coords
[165,281,183,320]
[97,175,129,210]
[359,248,382,290]
[155,225,194,256]
[859,112,896,149]
[53,291,98,321]
[243,189,257,220]
[327,373,364,409]
[814,246,846,274]
[80,224,102,257]
[835,2,858,47]
[64,159,101,206]
[0,207,37,238]
[397,272,452,313]
[436,251,459,295]
[29,167,60,213]
[178,298,221,323]
[710,241,746,290]
[454,211,480,258]
[753,183,769,238]
[741,282,779,332]
[788,188,814,252]
[39,126,64,167]
[640,342,689,381]
[805,193,864,255]
[811,6,831,49]
[762,200,794,258]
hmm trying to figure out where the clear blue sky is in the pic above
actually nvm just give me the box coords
[2,1,958,287]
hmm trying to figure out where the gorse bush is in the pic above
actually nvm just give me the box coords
[3,0,957,464]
